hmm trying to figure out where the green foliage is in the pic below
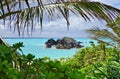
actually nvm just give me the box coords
[0,42,120,79]
[62,43,120,79]
[0,42,23,79]
[87,16,120,47]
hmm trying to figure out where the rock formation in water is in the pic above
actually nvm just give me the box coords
[45,37,84,49]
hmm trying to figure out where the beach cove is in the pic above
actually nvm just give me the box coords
[4,38,97,59]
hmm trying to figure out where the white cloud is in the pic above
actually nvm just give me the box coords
[0,0,120,38]
[30,15,106,38]
[32,0,120,38]
[0,25,5,30]
[35,15,106,30]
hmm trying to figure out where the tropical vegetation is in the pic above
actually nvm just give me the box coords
[1,0,120,79]
[1,42,120,79]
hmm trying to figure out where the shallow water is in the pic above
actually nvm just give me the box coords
[4,38,97,59]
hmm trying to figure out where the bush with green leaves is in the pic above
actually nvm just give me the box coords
[0,42,23,79]
[64,43,120,79]
[0,42,120,79]
[0,42,86,79]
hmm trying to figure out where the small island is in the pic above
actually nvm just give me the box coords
[45,37,84,49]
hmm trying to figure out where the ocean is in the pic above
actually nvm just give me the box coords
[4,38,97,59]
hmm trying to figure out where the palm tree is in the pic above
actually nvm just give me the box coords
[0,0,120,35]
[87,16,120,47]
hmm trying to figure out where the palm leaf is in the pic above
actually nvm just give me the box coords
[0,0,120,35]
[106,16,120,37]
[87,16,120,46]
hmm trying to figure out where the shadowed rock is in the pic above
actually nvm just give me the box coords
[45,39,56,48]
[45,37,84,49]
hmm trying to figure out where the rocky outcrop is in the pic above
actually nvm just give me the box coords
[45,37,84,49]
[45,39,56,48]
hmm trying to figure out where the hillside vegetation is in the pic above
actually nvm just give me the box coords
[0,42,120,79]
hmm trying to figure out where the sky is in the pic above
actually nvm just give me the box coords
[0,0,120,38]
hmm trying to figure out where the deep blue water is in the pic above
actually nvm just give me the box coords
[4,38,97,59]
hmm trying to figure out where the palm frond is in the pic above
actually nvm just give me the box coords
[106,16,120,38]
[87,16,120,46]
[90,36,115,47]
[87,28,116,38]
[0,0,120,35]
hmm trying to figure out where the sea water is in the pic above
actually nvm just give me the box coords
[4,38,97,59]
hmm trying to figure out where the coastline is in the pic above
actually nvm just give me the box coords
[3,38,97,59]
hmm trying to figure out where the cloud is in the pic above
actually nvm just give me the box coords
[30,15,106,38]
[0,25,5,30]
[0,14,108,38]
[32,0,120,38]
[0,0,120,38]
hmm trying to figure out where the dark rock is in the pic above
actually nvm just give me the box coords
[56,44,64,49]
[45,37,84,49]
[62,37,76,44]
[45,38,56,48]
[46,43,52,48]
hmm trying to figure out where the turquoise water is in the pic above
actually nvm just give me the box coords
[4,38,97,59]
